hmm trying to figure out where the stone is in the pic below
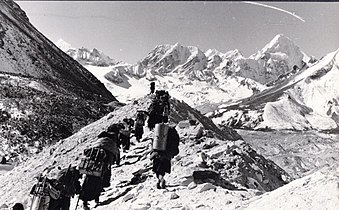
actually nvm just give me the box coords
[199,183,216,193]
[187,181,197,189]
[190,124,204,139]
[132,203,151,210]
[0,204,8,209]
[170,192,180,199]
[178,120,191,129]
[123,193,135,202]
[179,177,194,186]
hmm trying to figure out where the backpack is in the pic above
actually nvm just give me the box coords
[55,166,81,197]
[155,90,169,101]
[166,127,180,157]
[136,111,146,126]
[147,90,170,129]
[153,123,169,151]
[150,90,170,115]
[30,176,51,210]
[78,148,107,178]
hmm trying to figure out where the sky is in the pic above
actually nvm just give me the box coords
[16,1,339,64]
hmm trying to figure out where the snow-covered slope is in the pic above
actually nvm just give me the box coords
[55,39,116,66]
[55,38,72,52]
[211,49,339,131]
[243,164,339,210]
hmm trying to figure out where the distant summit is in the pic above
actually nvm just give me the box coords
[55,39,117,66]
[235,34,309,85]
[55,38,73,52]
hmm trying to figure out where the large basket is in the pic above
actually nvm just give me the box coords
[153,123,169,151]
[78,148,106,177]
[78,158,105,177]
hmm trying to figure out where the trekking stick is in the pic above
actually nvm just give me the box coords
[74,195,80,210]
[75,174,87,210]
[29,195,35,210]
[29,175,40,210]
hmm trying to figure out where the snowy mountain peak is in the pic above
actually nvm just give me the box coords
[55,38,73,52]
[91,48,100,55]
[173,42,181,48]
[251,34,302,60]
[55,39,116,66]
[234,34,308,84]
[224,49,244,59]
[205,49,221,57]
[262,34,298,55]
[139,43,206,75]
[205,49,244,62]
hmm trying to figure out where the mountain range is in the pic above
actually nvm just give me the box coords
[56,33,338,132]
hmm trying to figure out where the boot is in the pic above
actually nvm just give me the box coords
[160,178,166,189]
[95,197,100,203]
[156,179,161,189]
[83,201,90,210]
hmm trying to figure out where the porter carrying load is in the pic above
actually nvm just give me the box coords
[30,175,60,210]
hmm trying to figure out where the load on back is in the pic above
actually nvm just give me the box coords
[147,90,170,130]
[29,165,81,210]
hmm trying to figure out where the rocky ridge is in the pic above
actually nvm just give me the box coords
[0,95,291,209]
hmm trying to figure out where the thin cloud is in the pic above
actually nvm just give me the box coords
[243,1,306,22]
[29,13,120,21]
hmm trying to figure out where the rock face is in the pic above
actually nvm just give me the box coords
[0,1,114,101]
[189,139,290,192]
[0,0,117,162]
